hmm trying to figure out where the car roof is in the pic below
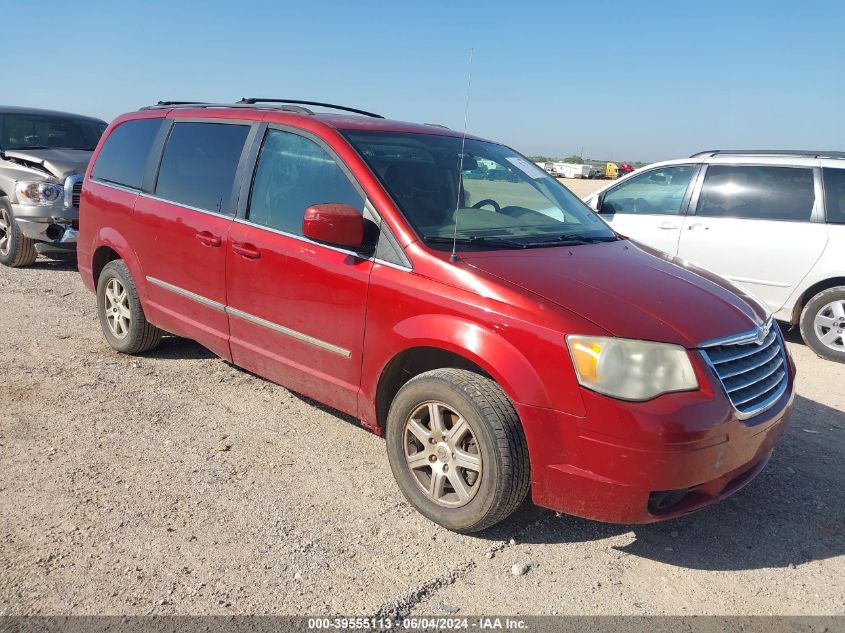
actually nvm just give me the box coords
[131,102,488,142]
[582,153,845,200]
[0,105,106,124]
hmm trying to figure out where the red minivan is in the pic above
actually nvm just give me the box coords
[78,100,795,532]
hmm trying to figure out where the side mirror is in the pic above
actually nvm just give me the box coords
[302,203,371,253]
[586,195,599,211]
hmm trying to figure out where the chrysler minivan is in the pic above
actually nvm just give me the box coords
[78,100,795,532]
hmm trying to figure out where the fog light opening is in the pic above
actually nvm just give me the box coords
[46,224,66,241]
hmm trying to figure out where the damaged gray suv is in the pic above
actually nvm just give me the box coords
[0,106,106,267]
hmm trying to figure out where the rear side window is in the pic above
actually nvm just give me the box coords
[822,168,845,224]
[155,122,250,215]
[696,165,815,221]
[248,129,363,235]
[600,165,697,215]
[91,118,162,190]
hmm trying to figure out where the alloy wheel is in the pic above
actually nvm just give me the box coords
[813,300,845,352]
[403,401,483,507]
[104,278,131,339]
[0,207,11,256]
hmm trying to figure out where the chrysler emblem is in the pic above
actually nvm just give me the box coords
[756,321,771,345]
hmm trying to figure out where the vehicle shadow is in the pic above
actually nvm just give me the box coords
[26,255,78,272]
[485,394,845,571]
[142,335,218,361]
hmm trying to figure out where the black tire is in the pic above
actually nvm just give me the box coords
[385,368,530,533]
[799,286,845,363]
[0,197,38,268]
[96,260,162,354]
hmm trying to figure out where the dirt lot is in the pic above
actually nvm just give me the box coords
[1,201,844,616]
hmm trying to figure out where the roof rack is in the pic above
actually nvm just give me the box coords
[140,99,384,118]
[140,101,313,115]
[237,98,384,118]
[691,149,845,159]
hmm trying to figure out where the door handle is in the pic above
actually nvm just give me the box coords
[658,221,680,229]
[687,223,709,231]
[196,231,222,247]
[232,241,261,259]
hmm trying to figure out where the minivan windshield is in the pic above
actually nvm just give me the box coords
[0,113,106,151]
[343,130,616,249]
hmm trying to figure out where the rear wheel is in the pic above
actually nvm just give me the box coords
[0,197,38,268]
[799,286,845,363]
[385,368,530,533]
[96,260,162,354]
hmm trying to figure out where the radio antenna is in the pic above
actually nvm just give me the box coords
[450,47,474,263]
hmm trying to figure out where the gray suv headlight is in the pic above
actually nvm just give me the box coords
[15,181,64,206]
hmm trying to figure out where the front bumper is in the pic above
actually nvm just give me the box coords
[520,349,796,523]
[11,202,78,246]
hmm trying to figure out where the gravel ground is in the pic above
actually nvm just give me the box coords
[1,241,843,616]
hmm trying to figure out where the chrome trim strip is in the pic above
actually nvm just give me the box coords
[374,259,413,272]
[89,178,142,196]
[699,319,773,348]
[226,307,351,357]
[145,276,351,357]
[726,275,791,289]
[145,276,226,312]
[232,217,366,259]
[64,174,84,210]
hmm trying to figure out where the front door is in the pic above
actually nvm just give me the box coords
[596,164,700,255]
[678,163,828,315]
[132,120,252,359]
[225,127,374,417]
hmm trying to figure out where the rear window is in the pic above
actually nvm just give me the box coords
[91,118,162,190]
[154,122,250,215]
[696,165,815,222]
[822,168,845,224]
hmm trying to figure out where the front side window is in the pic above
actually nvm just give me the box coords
[155,122,250,214]
[822,168,845,224]
[696,165,815,221]
[600,165,697,215]
[342,131,615,249]
[92,118,162,190]
[248,129,364,235]
[0,113,105,151]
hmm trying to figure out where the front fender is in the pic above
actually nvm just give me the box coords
[391,314,551,409]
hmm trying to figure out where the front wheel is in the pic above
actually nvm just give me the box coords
[385,368,530,533]
[0,197,38,268]
[799,286,845,363]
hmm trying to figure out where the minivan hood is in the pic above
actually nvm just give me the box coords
[462,240,768,348]
[2,148,92,179]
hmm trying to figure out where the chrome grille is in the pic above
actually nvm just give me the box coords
[72,181,82,208]
[701,322,788,418]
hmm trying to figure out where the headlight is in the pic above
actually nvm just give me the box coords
[15,181,64,206]
[566,335,698,401]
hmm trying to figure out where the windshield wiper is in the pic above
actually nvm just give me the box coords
[524,234,618,247]
[423,235,526,249]
[6,145,52,150]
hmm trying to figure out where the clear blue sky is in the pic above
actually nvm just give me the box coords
[7,0,843,162]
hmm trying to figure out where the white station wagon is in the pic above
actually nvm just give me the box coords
[584,150,845,363]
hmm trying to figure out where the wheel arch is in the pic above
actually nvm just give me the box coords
[88,228,148,300]
[791,276,845,324]
[370,315,553,432]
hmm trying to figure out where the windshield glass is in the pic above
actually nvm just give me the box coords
[343,130,616,248]
[0,113,106,151]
